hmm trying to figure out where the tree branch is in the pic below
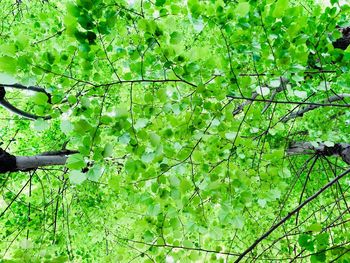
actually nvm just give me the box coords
[231,78,288,116]
[287,142,350,165]
[282,94,350,122]
[0,148,77,173]
[235,167,350,262]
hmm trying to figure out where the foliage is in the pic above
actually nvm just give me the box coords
[1,0,350,262]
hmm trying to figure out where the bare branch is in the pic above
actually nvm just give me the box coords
[282,93,350,122]
[235,167,350,262]
[231,77,289,116]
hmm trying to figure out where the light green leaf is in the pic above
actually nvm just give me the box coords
[87,165,103,182]
[294,90,307,99]
[235,2,250,17]
[33,119,49,131]
[307,223,322,232]
[231,215,244,229]
[324,141,334,147]
[0,56,17,74]
[272,0,288,17]
[225,132,237,140]
[60,120,74,135]
[103,143,113,157]
[66,154,85,169]
[69,170,86,185]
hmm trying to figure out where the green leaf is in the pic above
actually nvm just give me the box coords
[69,170,86,185]
[60,120,74,135]
[279,167,291,178]
[307,223,322,232]
[155,0,166,7]
[231,215,244,229]
[87,165,103,182]
[33,119,49,131]
[298,234,314,251]
[32,93,49,106]
[294,90,307,99]
[103,143,113,157]
[272,0,288,17]
[143,230,154,242]
[311,253,326,263]
[0,56,17,74]
[66,154,85,170]
[235,2,250,17]
[67,3,80,17]
[225,132,237,140]
[170,32,182,45]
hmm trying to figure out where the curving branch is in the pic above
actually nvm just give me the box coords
[0,85,51,120]
[1,83,52,103]
[0,99,50,120]
[282,93,350,122]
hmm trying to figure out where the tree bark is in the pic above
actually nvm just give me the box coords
[16,155,68,170]
[287,142,350,164]
[282,94,350,123]
[0,148,76,173]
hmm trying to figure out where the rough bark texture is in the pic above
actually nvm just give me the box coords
[287,142,350,165]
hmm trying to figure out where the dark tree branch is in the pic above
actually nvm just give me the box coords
[282,94,350,122]
[227,95,350,108]
[0,99,50,120]
[235,167,350,262]
[1,83,51,102]
[0,85,52,120]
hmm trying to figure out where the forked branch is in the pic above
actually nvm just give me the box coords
[235,167,350,262]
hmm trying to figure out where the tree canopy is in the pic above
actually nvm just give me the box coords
[1,0,350,262]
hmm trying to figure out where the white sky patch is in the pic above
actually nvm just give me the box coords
[153,10,160,18]
[0,73,16,84]
[106,110,117,117]
[193,19,204,32]
[165,255,175,263]
[316,0,347,6]
[127,0,135,6]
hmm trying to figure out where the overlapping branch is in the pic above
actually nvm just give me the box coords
[235,167,350,262]
[287,142,350,165]
[282,94,350,122]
